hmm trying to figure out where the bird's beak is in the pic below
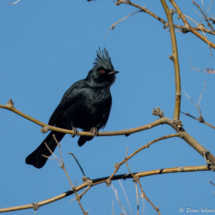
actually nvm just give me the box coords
[108,71,119,75]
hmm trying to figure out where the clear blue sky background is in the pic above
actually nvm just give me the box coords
[1,0,215,214]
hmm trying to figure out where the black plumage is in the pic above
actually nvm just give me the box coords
[25,48,119,168]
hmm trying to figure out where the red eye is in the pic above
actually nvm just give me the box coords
[100,70,105,74]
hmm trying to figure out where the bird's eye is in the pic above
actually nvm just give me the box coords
[100,70,105,74]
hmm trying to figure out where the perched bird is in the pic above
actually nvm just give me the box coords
[25,48,119,169]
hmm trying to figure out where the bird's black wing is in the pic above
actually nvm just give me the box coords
[48,80,87,126]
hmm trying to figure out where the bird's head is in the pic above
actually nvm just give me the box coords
[86,48,119,86]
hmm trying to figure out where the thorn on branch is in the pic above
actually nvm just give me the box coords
[177,14,182,20]
[40,127,50,134]
[132,176,139,182]
[178,167,184,172]
[199,114,204,123]
[6,99,14,108]
[106,179,111,186]
[208,179,215,186]
[163,22,169,29]
[181,24,190,33]
[169,9,175,15]
[32,202,39,213]
[82,176,89,182]
[114,163,120,168]
[71,186,77,192]
[176,92,181,98]
[156,206,160,212]
[139,193,146,199]
[203,150,213,165]
[169,54,175,61]
[115,0,122,6]
[198,22,205,29]
[60,161,64,169]
[209,165,215,172]
[178,132,183,138]
[172,119,184,130]
[152,107,164,118]
[82,176,93,186]
[209,17,215,24]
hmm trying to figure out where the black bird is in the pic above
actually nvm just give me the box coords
[25,48,119,168]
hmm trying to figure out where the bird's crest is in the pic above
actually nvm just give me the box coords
[93,48,114,70]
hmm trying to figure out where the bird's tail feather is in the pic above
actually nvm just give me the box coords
[25,131,65,169]
[78,136,94,146]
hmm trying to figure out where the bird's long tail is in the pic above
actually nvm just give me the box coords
[25,131,65,169]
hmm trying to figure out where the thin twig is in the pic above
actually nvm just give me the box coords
[70,186,91,202]
[207,0,213,13]
[182,80,206,119]
[49,137,88,215]
[141,197,145,215]
[189,58,215,73]
[198,80,206,107]
[138,180,161,215]
[104,10,141,39]
[107,133,180,182]
[7,0,20,5]
[181,111,215,129]
[135,182,139,215]
[125,151,161,215]
[69,153,86,176]
[111,184,129,215]
[118,180,134,215]
[182,89,198,109]
[209,179,215,186]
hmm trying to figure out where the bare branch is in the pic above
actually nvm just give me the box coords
[160,0,181,120]
[1,101,215,168]
[181,112,215,129]
[0,165,210,213]
[169,0,215,49]
[118,180,134,215]
[104,10,141,39]
[107,133,180,182]
[0,102,164,137]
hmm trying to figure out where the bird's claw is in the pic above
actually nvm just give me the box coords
[72,127,80,137]
[90,127,98,137]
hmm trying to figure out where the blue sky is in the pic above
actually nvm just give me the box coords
[1,0,215,214]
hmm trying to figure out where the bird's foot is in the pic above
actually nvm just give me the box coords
[72,127,80,137]
[90,127,98,136]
